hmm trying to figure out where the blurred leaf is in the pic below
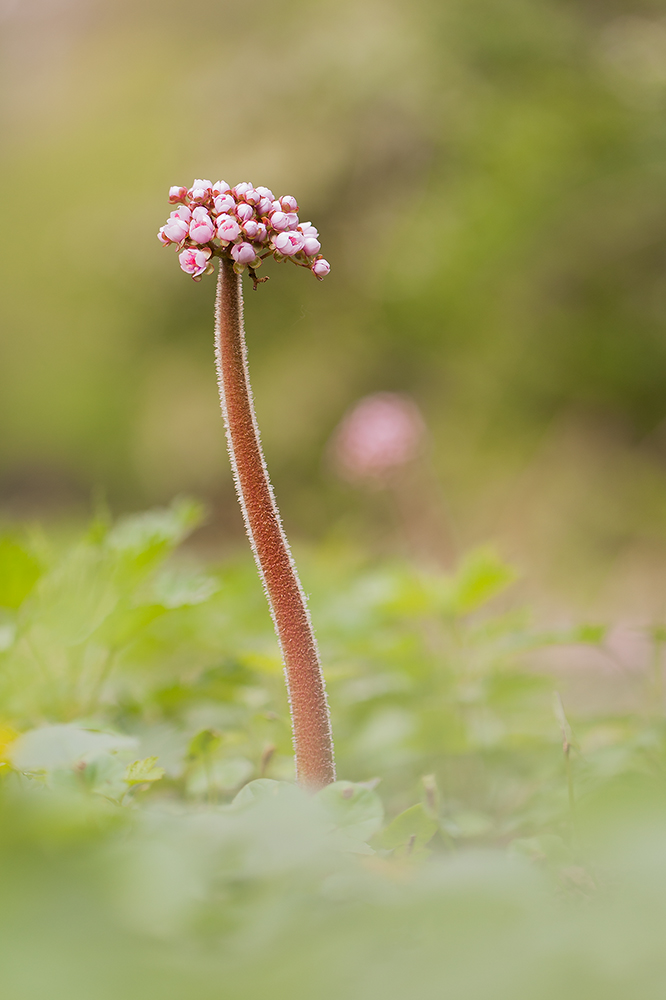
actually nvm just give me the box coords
[232,778,302,808]
[442,811,494,840]
[10,725,137,773]
[316,781,384,843]
[443,548,517,616]
[0,537,41,610]
[188,729,222,759]
[93,604,167,647]
[150,568,219,609]
[0,726,19,763]
[107,498,204,555]
[375,803,438,856]
[123,757,165,785]
[572,624,607,645]
[186,757,253,796]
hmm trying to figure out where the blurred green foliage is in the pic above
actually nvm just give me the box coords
[3,0,666,989]
[2,504,666,996]
[2,0,666,601]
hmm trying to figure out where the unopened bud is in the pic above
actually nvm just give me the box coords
[169,185,188,204]
[232,182,254,199]
[217,214,241,243]
[214,193,236,214]
[162,213,190,243]
[269,211,289,232]
[189,178,213,203]
[243,219,261,240]
[189,206,216,244]
[272,231,305,256]
[231,242,257,264]
[236,203,255,223]
[303,236,321,257]
[312,257,330,279]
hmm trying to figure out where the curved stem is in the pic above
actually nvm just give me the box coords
[214,257,336,789]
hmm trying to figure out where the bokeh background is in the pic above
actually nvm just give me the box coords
[2,0,666,616]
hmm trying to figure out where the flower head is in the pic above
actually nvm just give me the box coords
[159,179,331,282]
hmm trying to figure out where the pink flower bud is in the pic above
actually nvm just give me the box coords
[232,182,254,199]
[170,205,191,222]
[236,203,254,223]
[231,242,257,265]
[169,185,188,204]
[255,185,275,201]
[272,231,305,256]
[161,214,190,243]
[242,219,261,240]
[212,180,230,196]
[280,195,299,212]
[285,213,299,230]
[269,211,289,232]
[214,193,236,214]
[216,214,241,243]
[158,227,170,245]
[254,222,268,242]
[179,246,212,277]
[244,188,261,206]
[271,200,281,212]
[303,236,321,257]
[312,257,331,279]
[189,206,216,244]
[298,222,319,238]
[256,196,273,216]
[189,178,213,203]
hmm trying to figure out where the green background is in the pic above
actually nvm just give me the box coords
[2,0,666,608]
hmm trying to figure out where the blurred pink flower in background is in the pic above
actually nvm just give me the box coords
[331,392,427,483]
[330,392,455,566]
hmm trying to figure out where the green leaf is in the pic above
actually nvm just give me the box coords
[107,498,204,560]
[315,781,384,843]
[188,728,222,759]
[150,568,219,609]
[375,803,438,856]
[123,757,165,785]
[443,547,517,616]
[231,779,302,808]
[10,725,137,772]
[187,757,254,796]
[93,604,167,647]
[0,537,41,609]
[572,624,607,645]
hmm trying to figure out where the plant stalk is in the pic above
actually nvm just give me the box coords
[214,257,335,789]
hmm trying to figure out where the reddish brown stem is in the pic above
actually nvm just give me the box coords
[214,257,336,789]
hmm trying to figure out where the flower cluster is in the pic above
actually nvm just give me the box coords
[158,179,331,285]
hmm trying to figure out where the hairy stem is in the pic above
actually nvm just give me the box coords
[214,257,336,789]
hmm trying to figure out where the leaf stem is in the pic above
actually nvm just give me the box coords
[214,257,335,789]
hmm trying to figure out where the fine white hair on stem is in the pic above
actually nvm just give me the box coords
[214,257,335,788]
